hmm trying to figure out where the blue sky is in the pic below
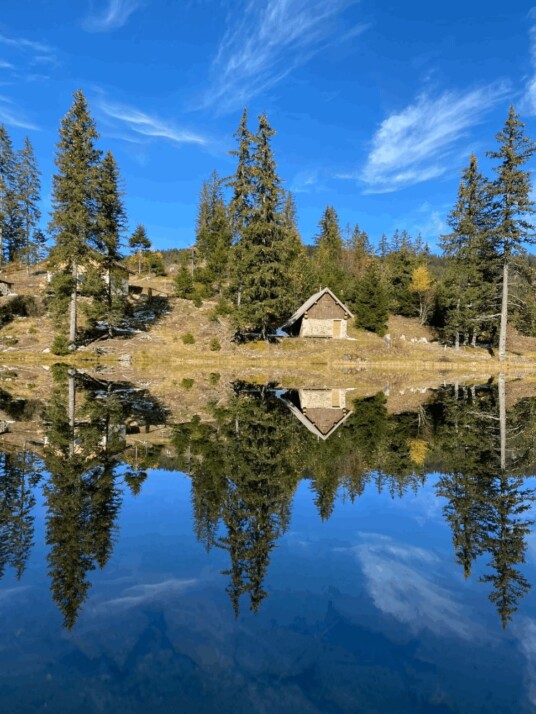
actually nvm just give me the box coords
[1,0,535,252]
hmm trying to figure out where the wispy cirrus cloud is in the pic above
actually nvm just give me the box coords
[522,8,536,115]
[97,97,207,146]
[360,84,510,194]
[201,0,366,112]
[83,0,142,32]
[0,95,39,130]
[0,33,56,65]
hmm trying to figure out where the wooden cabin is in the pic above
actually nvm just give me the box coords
[280,388,355,440]
[281,287,353,338]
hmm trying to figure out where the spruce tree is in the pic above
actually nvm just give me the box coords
[230,113,295,338]
[353,261,389,335]
[93,151,127,337]
[441,154,496,348]
[13,137,41,269]
[49,90,101,349]
[195,171,232,296]
[228,108,255,237]
[313,205,347,297]
[129,224,151,275]
[0,125,17,270]
[487,106,536,360]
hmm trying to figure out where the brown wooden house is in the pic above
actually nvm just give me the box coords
[281,287,353,338]
[281,388,355,440]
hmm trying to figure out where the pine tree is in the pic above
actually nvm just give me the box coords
[93,151,127,337]
[230,113,295,338]
[441,154,497,348]
[48,90,101,349]
[353,261,389,335]
[313,205,347,297]
[129,224,151,275]
[487,106,536,360]
[13,137,41,269]
[228,108,255,237]
[174,254,195,298]
[0,125,17,270]
[195,171,232,296]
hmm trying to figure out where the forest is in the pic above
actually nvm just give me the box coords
[0,90,535,356]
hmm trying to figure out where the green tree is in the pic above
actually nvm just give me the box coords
[441,154,497,348]
[487,106,536,360]
[195,171,232,296]
[174,254,195,298]
[353,260,389,335]
[312,206,347,297]
[0,125,17,270]
[228,108,255,237]
[129,224,151,275]
[48,90,101,349]
[230,113,295,338]
[13,137,41,269]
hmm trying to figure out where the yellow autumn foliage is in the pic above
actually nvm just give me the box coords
[407,438,429,466]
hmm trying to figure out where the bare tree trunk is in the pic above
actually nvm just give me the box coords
[455,331,460,351]
[0,225,3,274]
[68,369,76,458]
[499,261,508,361]
[471,331,476,348]
[499,371,506,471]
[69,261,78,350]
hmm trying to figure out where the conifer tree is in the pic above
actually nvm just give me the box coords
[441,154,496,348]
[13,137,41,269]
[313,205,347,297]
[92,151,127,337]
[230,113,295,338]
[48,90,101,349]
[195,171,232,295]
[129,224,151,275]
[174,254,195,298]
[0,125,17,270]
[487,106,536,360]
[228,108,255,237]
[353,261,389,335]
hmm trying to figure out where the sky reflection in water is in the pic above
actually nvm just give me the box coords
[0,372,534,713]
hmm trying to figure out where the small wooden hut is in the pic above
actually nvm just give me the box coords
[281,287,353,338]
[281,388,355,440]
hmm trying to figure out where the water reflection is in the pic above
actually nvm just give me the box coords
[0,371,535,632]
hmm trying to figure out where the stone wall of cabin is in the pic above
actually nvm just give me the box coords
[300,318,347,338]
[299,389,347,410]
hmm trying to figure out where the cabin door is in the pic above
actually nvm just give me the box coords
[333,320,342,338]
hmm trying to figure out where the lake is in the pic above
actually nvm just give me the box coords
[0,367,535,712]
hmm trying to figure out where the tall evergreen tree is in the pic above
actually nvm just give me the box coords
[13,137,41,269]
[313,205,347,297]
[195,171,232,295]
[48,90,101,349]
[228,108,255,237]
[441,154,497,348]
[487,106,536,360]
[352,261,389,336]
[0,125,17,270]
[129,224,151,275]
[92,151,127,337]
[230,113,295,338]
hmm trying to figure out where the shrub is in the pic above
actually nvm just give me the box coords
[193,294,203,308]
[209,372,220,385]
[181,378,194,389]
[51,335,70,355]
[209,338,221,351]
[182,333,195,345]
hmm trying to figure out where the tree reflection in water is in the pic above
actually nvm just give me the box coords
[0,371,535,628]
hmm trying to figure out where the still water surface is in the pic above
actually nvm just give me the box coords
[0,368,535,712]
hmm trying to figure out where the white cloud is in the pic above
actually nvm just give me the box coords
[83,0,142,32]
[202,0,366,111]
[353,533,477,640]
[0,95,39,130]
[515,618,536,709]
[361,85,509,193]
[290,169,322,194]
[94,578,198,611]
[97,98,207,146]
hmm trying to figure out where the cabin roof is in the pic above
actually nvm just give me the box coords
[281,287,354,330]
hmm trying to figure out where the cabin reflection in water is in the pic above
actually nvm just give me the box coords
[280,388,355,439]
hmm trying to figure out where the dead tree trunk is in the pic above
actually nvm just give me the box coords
[499,372,506,471]
[499,261,508,361]
[69,261,78,350]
